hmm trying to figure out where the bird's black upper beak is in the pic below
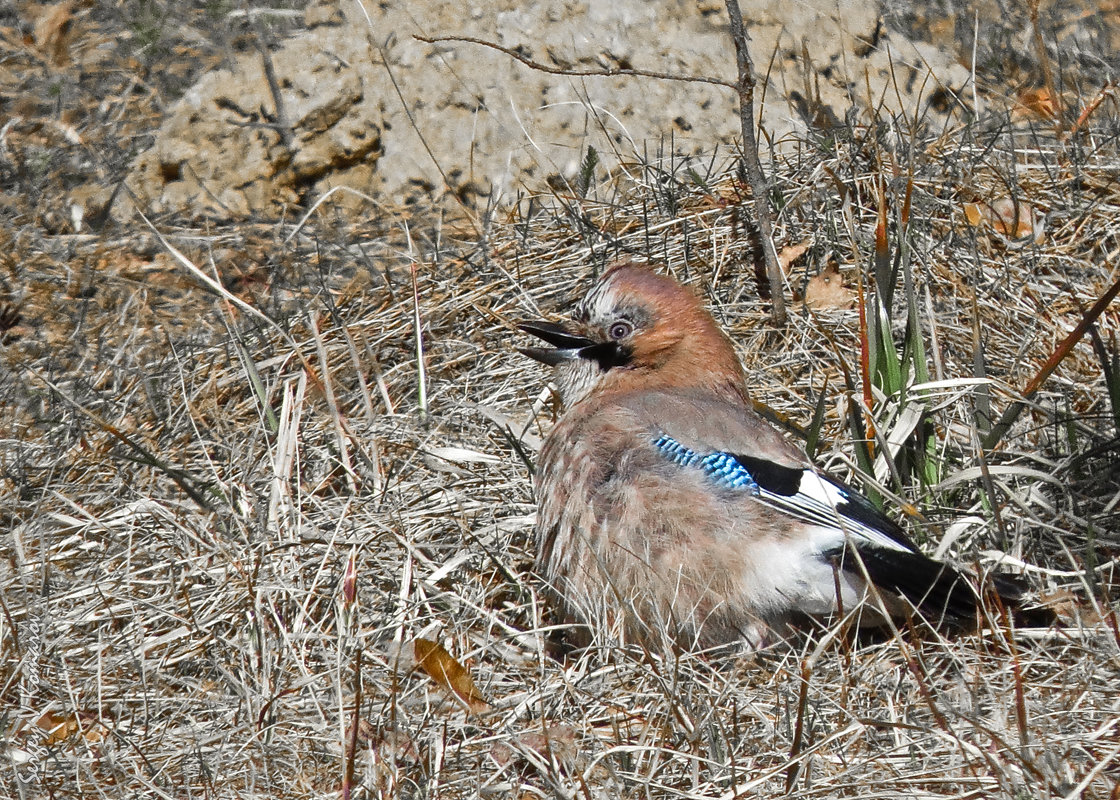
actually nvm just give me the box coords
[519,320,633,371]
[517,321,597,366]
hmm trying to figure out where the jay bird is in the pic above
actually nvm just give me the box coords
[519,261,1043,650]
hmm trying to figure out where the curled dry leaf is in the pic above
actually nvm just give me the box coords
[1016,87,1059,120]
[35,709,104,745]
[803,262,854,310]
[491,723,580,767]
[1033,588,1092,627]
[345,717,376,754]
[359,725,422,800]
[33,1,76,68]
[964,198,1045,243]
[778,240,811,276]
[376,727,420,762]
[346,720,420,763]
[410,638,490,713]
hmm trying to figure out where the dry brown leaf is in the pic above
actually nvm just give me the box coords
[35,709,103,745]
[965,198,1044,242]
[373,727,420,762]
[36,710,77,745]
[1034,588,1093,626]
[803,263,853,310]
[491,723,579,767]
[1016,87,1059,119]
[412,638,490,713]
[33,1,75,68]
[987,197,1042,239]
[778,240,811,276]
[345,720,420,762]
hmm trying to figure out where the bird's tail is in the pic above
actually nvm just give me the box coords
[985,571,1057,628]
[836,545,1054,629]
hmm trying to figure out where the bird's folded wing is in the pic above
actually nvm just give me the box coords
[620,390,920,556]
[649,431,916,552]
[644,424,989,623]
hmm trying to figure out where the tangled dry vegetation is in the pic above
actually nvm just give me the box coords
[4,23,1120,800]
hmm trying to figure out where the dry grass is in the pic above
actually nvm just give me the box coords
[4,50,1120,800]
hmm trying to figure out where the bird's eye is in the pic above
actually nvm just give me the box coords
[608,321,632,340]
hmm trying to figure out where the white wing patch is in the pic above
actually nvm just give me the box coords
[783,470,914,554]
[652,434,914,555]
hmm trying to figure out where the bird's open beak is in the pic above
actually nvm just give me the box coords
[517,321,597,366]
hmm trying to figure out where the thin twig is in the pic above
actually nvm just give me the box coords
[413,34,736,89]
[724,0,786,326]
[251,10,294,150]
[1066,80,1117,139]
[983,263,1120,450]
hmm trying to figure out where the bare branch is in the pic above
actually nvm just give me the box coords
[251,13,294,150]
[414,34,736,89]
[725,0,786,326]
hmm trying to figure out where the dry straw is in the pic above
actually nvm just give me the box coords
[3,97,1120,799]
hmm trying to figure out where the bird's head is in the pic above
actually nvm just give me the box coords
[519,262,749,407]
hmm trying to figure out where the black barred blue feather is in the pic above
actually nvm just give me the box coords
[651,433,916,555]
[652,434,760,493]
[649,432,987,624]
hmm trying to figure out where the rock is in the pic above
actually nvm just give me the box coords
[116,0,969,221]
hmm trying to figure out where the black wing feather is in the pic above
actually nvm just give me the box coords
[826,543,978,626]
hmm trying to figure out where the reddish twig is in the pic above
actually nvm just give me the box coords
[983,268,1120,450]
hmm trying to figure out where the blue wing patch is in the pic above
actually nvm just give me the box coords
[651,433,917,554]
[652,434,761,494]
